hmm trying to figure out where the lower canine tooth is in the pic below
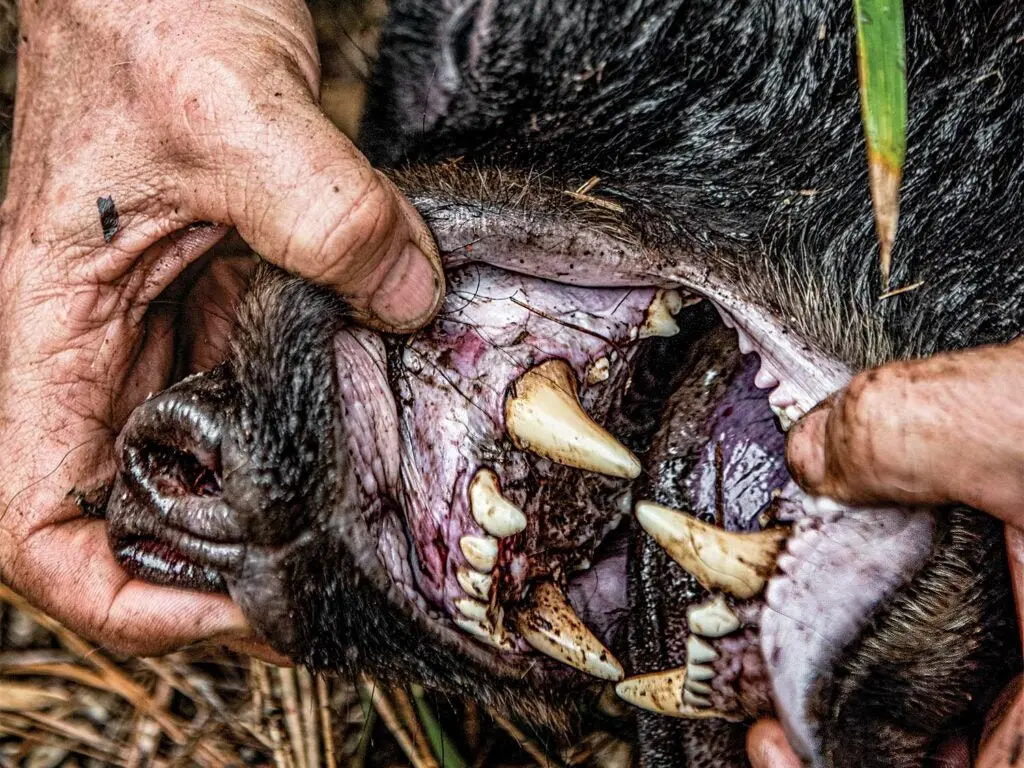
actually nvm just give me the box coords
[516,582,624,681]
[460,535,498,571]
[469,468,527,537]
[614,668,686,716]
[635,501,787,599]
[457,568,492,600]
[687,595,740,638]
[639,289,684,338]
[504,359,641,479]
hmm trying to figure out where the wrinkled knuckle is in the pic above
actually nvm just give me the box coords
[322,173,400,276]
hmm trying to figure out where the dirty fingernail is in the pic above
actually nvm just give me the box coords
[369,242,444,332]
[786,406,829,491]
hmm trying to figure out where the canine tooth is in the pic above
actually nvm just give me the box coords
[614,668,685,715]
[457,568,492,600]
[687,635,719,664]
[635,501,787,599]
[469,468,527,537]
[516,582,624,681]
[683,690,712,708]
[586,356,610,384]
[686,663,715,682]
[505,360,641,479]
[460,535,498,571]
[455,597,489,623]
[685,679,713,696]
[687,595,740,638]
[639,289,684,339]
[454,616,514,651]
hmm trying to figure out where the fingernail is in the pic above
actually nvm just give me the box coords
[369,242,444,332]
[786,406,829,491]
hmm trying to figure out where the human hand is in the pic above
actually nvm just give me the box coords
[748,339,1024,766]
[0,0,443,658]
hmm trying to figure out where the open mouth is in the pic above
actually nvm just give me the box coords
[106,235,936,762]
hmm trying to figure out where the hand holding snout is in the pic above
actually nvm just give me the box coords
[0,0,442,658]
[748,338,1024,767]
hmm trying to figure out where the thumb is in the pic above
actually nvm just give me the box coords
[785,340,1024,523]
[201,102,444,333]
[747,720,802,768]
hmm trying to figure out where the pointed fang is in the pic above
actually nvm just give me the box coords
[469,468,527,537]
[516,582,624,681]
[505,360,641,479]
[615,668,744,721]
[635,501,787,599]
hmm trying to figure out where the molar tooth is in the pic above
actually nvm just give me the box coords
[469,468,527,537]
[784,404,804,425]
[586,356,610,384]
[687,595,741,638]
[516,582,624,681]
[460,535,498,572]
[685,679,713,696]
[683,690,712,709]
[771,404,794,431]
[639,289,684,339]
[457,568,492,600]
[635,501,787,599]
[455,597,489,623]
[614,668,685,716]
[454,616,514,651]
[687,635,719,664]
[505,359,641,479]
[686,663,715,682]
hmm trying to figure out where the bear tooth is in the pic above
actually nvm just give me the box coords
[685,679,713,696]
[469,468,527,537]
[504,359,641,479]
[686,663,715,682]
[460,535,498,572]
[455,597,489,623]
[683,690,712,708]
[686,595,741,638]
[639,289,684,338]
[586,356,610,384]
[456,568,492,600]
[516,581,624,681]
[771,404,794,431]
[635,501,788,599]
[614,668,686,715]
[687,635,719,664]
[453,616,514,651]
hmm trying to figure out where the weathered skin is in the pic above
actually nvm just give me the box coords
[104,0,1024,766]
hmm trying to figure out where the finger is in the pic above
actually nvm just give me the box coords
[785,341,1024,523]
[14,518,250,657]
[747,720,802,768]
[194,100,444,333]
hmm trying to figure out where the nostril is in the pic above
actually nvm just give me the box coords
[137,439,222,498]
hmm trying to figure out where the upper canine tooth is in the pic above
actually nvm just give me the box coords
[504,360,641,479]
[635,501,787,599]
[516,582,624,681]
[460,535,498,571]
[639,289,684,339]
[469,468,527,537]
[457,568,492,600]
[614,668,686,716]
[687,595,740,638]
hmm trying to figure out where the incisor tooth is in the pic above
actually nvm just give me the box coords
[635,501,787,599]
[687,595,740,638]
[454,616,514,651]
[455,597,489,623]
[505,360,641,479]
[683,690,712,709]
[686,663,715,682]
[469,468,527,537]
[687,635,719,664]
[516,582,624,681]
[457,568,492,600]
[639,289,685,339]
[685,679,713,696]
[460,535,498,572]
